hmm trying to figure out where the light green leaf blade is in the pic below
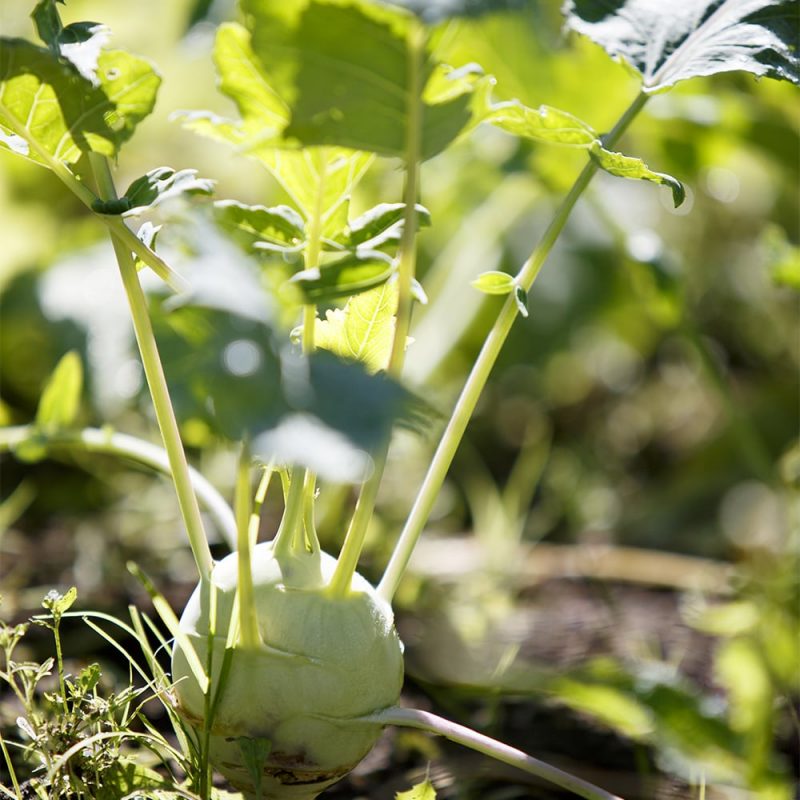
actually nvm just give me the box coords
[241,0,479,159]
[564,0,800,91]
[396,778,437,800]
[214,199,306,251]
[122,166,215,214]
[35,350,83,430]
[484,100,598,146]
[315,280,398,372]
[338,202,431,248]
[178,22,372,232]
[0,39,160,165]
[590,142,685,207]
[291,250,394,302]
[471,270,515,295]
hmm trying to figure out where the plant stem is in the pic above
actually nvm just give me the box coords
[0,732,22,800]
[378,92,650,601]
[328,24,427,596]
[88,154,213,581]
[0,425,236,546]
[235,444,260,649]
[272,471,305,558]
[364,707,623,800]
[0,107,186,292]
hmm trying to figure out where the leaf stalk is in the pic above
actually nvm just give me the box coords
[378,92,650,601]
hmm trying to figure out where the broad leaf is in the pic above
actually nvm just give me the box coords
[35,350,83,430]
[336,202,432,249]
[484,101,597,146]
[151,296,410,480]
[33,0,111,87]
[291,251,395,302]
[590,142,686,207]
[177,22,371,235]
[214,200,306,252]
[315,281,398,372]
[240,0,482,159]
[564,0,800,91]
[122,167,215,214]
[0,39,160,165]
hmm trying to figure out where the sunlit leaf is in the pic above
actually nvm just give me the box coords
[240,0,481,159]
[590,142,685,207]
[396,778,437,800]
[471,270,515,295]
[151,297,410,479]
[122,167,215,214]
[34,350,83,430]
[42,586,77,616]
[564,0,800,91]
[0,39,160,165]
[177,22,372,235]
[336,202,432,248]
[484,101,597,146]
[214,199,306,252]
[291,251,395,302]
[315,280,397,372]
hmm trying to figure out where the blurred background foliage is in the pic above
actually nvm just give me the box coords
[1,0,798,798]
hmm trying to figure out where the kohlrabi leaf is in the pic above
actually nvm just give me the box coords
[240,0,481,160]
[483,101,598,146]
[0,39,160,165]
[471,270,515,295]
[336,203,432,248]
[34,350,83,430]
[151,299,409,479]
[590,142,686,207]
[395,778,437,800]
[564,0,800,91]
[32,0,111,87]
[214,200,306,252]
[177,22,372,236]
[122,167,215,214]
[315,280,398,372]
[291,251,395,302]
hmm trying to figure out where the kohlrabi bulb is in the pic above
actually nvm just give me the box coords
[171,541,404,799]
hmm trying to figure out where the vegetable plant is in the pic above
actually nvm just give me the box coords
[0,0,797,798]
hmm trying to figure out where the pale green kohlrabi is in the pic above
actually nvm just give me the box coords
[171,540,404,799]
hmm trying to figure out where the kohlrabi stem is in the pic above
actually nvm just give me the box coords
[364,707,623,800]
[328,23,426,596]
[0,107,186,292]
[0,425,236,547]
[273,470,306,558]
[235,444,259,649]
[88,153,213,581]
[378,92,650,601]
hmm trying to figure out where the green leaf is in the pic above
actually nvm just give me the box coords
[177,23,372,234]
[315,280,397,372]
[120,167,215,214]
[291,251,394,302]
[240,0,480,159]
[151,298,411,479]
[35,350,83,430]
[337,202,432,248]
[484,101,598,147]
[42,586,77,616]
[237,736,272,798]
[396,779,437,800]
[590,142,685,207]
[0,39,160,165]
[471,270,515,295]
[564,0,800,91]
[214,199,306,252]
